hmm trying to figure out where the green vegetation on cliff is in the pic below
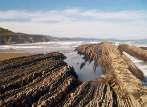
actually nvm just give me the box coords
[0,27,57,45]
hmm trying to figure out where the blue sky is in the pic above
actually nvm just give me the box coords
[0,0,147,11]
[0,0,147,39]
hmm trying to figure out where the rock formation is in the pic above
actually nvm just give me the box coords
[0,42,147,107]
[119,44,147,61]
[140,46,147,50]
[76,42,147,107]
[0,52,80,107]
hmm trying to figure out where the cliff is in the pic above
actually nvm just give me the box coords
[0,27,58,45]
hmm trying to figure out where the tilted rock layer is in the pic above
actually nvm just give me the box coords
[0,52,79,107]
[119,44,147,61]
[0,42,147,107]
[76,42,147,107]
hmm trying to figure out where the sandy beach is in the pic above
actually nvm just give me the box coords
[0,51,30,61]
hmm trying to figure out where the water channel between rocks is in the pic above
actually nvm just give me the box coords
[0,42,103,81]
[0,42,147,81]
[64,51,103,81]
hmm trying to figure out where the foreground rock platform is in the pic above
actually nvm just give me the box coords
[76,42,147,107]
[0,42,147,107]
[0,52,80,107]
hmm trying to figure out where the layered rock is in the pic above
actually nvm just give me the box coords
[119,44,147,61]
[140,46,147,50]
[1,43,147,107]
[0,52,80,107]
[76,42,147,107]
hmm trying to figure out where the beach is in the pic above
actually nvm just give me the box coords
[0,52,30,61]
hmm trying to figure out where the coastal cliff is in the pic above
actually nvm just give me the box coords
[0,27,58,45]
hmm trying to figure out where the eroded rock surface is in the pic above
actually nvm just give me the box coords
[1,43,147,107]
[0,52,80,107]
[119,44,147,61]
[76,42,147,107]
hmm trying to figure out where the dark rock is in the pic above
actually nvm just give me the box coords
[0,52,80,107]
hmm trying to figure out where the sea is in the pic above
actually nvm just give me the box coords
[0,40,147,82]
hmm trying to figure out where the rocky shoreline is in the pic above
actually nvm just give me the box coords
[0,42,147,107]
[76,42,147,107]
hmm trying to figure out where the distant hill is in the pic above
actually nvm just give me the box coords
[1,27,146,45]
[0,27,58,45]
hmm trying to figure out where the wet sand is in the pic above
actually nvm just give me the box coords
[0,51,30,61]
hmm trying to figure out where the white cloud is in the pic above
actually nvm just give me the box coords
[0,9,147,39]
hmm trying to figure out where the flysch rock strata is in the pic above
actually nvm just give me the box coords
[0,42,147,107]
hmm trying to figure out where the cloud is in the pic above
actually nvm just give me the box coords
[0,9,147,39]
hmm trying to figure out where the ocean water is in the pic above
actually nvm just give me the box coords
[0,41,147,81]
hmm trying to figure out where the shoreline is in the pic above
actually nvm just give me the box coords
[0,42,147,106]
[0,51,31,61]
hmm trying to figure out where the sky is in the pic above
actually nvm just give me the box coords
[0,0,147,39]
